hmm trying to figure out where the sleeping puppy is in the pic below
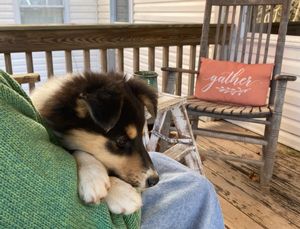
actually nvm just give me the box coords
[31,72,159,214]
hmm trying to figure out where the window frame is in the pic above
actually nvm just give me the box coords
[14,0,70,24]
[251,3,300,36]
[110,0,133,24]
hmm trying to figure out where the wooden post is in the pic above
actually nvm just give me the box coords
[100,49,107,73]
[46,51,54,78]
[65,50,73,73]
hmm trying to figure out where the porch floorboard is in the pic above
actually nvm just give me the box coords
[196,120,300,229]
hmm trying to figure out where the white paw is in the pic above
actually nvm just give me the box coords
[78,164,111,204]
[105,177,142,215]
[73,150,111,205]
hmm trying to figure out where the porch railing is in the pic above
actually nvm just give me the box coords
[0,24,229,94]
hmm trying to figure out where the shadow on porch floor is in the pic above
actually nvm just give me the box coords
[196,120,300,229]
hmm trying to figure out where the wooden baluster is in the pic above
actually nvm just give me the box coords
[116,48,124,73]
[248,5,258,64]
[4,53,13,74]
[84,49,91,71]
[162,46,169,92]
[148,47,155,71]
[133,48,139,73]
[176,46,183,96]
[256,5,266,63]
[25,52,34,73]
[188,45,196,96]
[46,51,54,78]
[263,5,274,63]
[65,50,73,73]
[25,51,35,91]
[100,49,107,73]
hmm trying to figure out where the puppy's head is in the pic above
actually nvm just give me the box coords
[61,72,159,189]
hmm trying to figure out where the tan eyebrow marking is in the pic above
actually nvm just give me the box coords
[125,124,137,139]
[75,98,88,118]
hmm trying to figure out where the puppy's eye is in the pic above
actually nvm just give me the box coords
[116,136,128,148]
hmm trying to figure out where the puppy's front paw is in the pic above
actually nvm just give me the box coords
[78,164,111,205]
[105,177,142,215]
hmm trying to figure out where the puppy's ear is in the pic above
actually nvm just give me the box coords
[127,79,158,118]
[77,88,123,132]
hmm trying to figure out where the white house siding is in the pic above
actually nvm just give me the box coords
[0,0,100,91]
[0,0,15,24]
[97,0,110,23]
[133,0,206,23]
[69,0,98,24]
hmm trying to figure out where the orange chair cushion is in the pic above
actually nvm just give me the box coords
[195,58,274,106]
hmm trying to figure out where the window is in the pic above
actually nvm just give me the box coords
[18,0,66,24]
[252,0,300,36]
[111,0,131,23]
[257,0,300,23]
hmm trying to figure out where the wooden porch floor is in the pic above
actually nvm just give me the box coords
[196,121,300,229]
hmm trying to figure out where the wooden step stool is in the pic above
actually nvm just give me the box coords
[147,93,204,174]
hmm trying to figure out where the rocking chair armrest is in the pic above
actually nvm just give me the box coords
[274,74,297,81]
[161,67,198,75]
[12,73,41,85]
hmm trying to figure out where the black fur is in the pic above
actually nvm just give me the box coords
[41,71,157,164]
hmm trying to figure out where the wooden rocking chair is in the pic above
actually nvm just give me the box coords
[162,0,297,188]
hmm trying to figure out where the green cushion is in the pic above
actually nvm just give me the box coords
[0,70,140,228]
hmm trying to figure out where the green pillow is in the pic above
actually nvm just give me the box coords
[0,70,140,228]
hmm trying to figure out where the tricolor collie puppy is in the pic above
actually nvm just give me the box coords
[31,72,159,214]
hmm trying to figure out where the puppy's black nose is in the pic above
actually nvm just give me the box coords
[146,175,159,187]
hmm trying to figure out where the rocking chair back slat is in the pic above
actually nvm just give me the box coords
[220,6,229,60]
[199,1,213,61]
[240,6,252,63]
[228,5,237,60]
[233,6,244,61]
[188,45,197,95]
[213,6,223,60]
[263,5,274,64]
[256,5,266,64]
[248,6,258,64]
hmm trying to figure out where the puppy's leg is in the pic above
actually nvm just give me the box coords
[105,177,142,215]
[73,151,111,204]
